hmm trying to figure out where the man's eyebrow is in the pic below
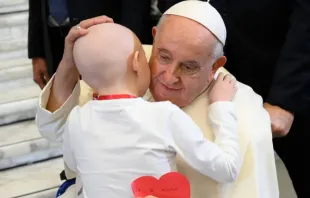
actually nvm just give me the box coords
[158,48,171,54]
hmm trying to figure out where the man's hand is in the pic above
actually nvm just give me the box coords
[208,73,237,104]
[61,15,114,72]
[32,57,50,89]
[47,15,114,112]
[263,102,294,137]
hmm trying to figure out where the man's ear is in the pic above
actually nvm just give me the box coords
[152,26,157,39]
[207,56,227,81]
[132,51,140,73]
[212,56,227,74]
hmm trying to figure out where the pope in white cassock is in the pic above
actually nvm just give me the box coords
[36,1,279,198]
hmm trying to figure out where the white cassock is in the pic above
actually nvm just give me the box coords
[36,45,279,198]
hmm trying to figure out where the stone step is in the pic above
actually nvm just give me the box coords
[0,37,27,53]
[0,8,28,27]
[0,81,39,104]
[0,120,62,170]
[0,98,38,126]
[0,57,31,70]
[19,188,58,198]
[0,84,39,125]
[0,49,27,61]
[0,58,32,86]
[0,11,28,60]
[0,80,40,125]
[0,158,63,198]
[0,58,40,125]
[0,0,28,14]
[0,22,27,43]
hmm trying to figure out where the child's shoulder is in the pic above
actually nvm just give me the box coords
[68,103,92,122]
[66,103,95,133]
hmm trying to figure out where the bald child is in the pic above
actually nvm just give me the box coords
[63,23,240,198]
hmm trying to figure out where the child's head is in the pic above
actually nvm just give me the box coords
[73,23,150,97]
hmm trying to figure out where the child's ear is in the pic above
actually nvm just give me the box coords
[132,51,140,72]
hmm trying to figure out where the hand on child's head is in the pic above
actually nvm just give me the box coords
[73,23,141,91]
[208,73,237,104]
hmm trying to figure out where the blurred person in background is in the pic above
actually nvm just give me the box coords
[28,0,158,89]
[158,0,310,197]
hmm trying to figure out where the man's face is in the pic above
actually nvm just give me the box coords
[149,15,222,107]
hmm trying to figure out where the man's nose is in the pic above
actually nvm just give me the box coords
[163,65,180,85]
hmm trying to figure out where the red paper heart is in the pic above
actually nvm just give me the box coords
[131,172,190,198]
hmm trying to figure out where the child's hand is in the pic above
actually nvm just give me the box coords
[208,73,237,104]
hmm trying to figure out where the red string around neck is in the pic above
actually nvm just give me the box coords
[93,93,137,100]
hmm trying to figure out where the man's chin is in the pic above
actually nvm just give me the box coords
[151,91,169,102]
[150,91,186,107]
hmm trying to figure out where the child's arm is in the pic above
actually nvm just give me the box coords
[168,102,239,183]
[62,107,79,173]
[169,73,240,183]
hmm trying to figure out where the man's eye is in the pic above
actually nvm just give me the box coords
[160,55,170,61]
[180,64,200,75]
[182,64,195,70]
[184,65,192,70]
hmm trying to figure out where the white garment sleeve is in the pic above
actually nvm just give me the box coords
[35,75,80,142]
[168,102,240,183]
[62,107,79,173]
